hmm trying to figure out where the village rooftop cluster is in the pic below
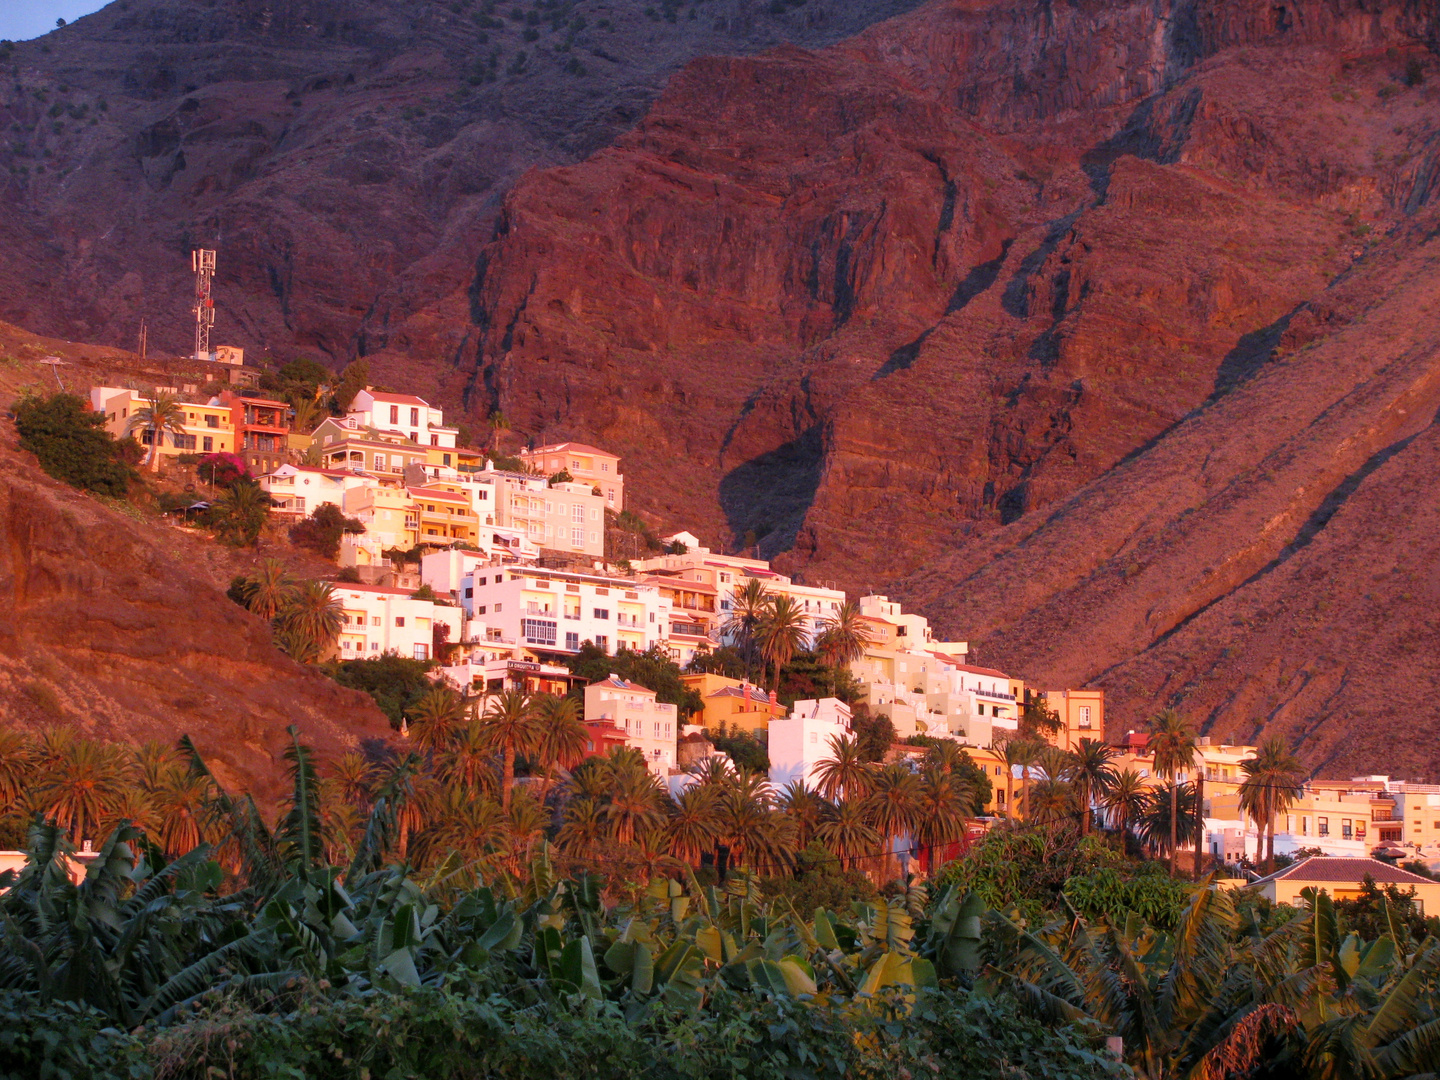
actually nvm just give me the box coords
[87,381,1440,881]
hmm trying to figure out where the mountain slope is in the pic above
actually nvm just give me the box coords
[0,331,394,804]
[0,0,932,367]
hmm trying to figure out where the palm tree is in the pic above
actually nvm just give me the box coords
[911,766,975,870]
[275,580,343,661]
[998,737,1027,820]
[724,577,771,674]
[478,689,539,811]
[557,797,605,858]
[34,738,129,843]
[862,763,923,880]
[429,786,504,866]
[667,785,722,867]
[150,770,211,856]
[408,687,467,753]
[815,798,881,871]
[240,559,297,619]
[1136,782,1198,859]
[813,733,872,802]
[126,391,187,471]
[815,599,874,692]
[1106,768,1149,848]
[604,760,666,846]
[532,694,588,798]
[502,790,549,871]
[1012,739,1042,823]
[1239,736,1307,872]
[756,594,809,691]
[1027,778,1078,828]
[330,751,375,808]
[486,409,510,452]
[1148,709,1198,874]
[290,396,324,435]
[213,479,271,547]
[0,730,34,809]
[1069,738,1118,835]
[438,720,497,794]
[778,780,830,849]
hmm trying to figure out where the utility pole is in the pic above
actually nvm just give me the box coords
[192,249,216,360]
[137,318,147,361]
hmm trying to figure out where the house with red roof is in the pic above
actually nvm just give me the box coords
[347,388,458,450]
[517,441,624,509]
[1248,856,1440,912]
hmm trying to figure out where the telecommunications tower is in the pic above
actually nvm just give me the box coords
[191,248,216,360]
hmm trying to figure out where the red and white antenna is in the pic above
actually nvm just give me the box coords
[192,249,216,360]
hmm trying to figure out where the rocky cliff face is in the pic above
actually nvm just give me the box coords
[0,0,932,367]
[0,332,394,805]
[458,0,1440,773]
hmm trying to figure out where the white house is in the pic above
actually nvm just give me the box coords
[583,675,677,776]
[768,698,853,791]
[347,389,457,449]
[260,464,373,517]
[333,583,443,662]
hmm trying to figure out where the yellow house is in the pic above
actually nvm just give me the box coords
[408,485,479,546]
[680,673,785,732]
[92,388,235,460]
[342,485,419,565]
[1249,857,1440,912]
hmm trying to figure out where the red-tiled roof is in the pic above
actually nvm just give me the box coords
[363,391,430,406]
[1257,857,1438,887]
[930,654,1009,678]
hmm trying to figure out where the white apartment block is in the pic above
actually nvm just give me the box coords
[459,564,672,656]
[632,548,845,648]
[519,441,624,510]
[769,698,853,791]
[334,583,445,661]
[347,389,458,449]
[583,675,677,776]
[404,465,606,558]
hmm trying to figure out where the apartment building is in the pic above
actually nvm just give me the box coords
[333,583,441,661]
[519,441,624,509]
[347,389,458,449]
[341,485,419,566]
[583,675,677,776]
[493,474,607,557]
[680,674,785,733]
[769,698,853,791]
[91,387,236,460]
[260,464,372,517]
[854,650,1018,744]
[213,390,290,474]
[409,485,480,546]
[459,564,671,657]
[1030,688,1106,752]
[632,547,845,648]
[640,571,721,637]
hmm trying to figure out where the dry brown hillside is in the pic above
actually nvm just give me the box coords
[0,326,393,806]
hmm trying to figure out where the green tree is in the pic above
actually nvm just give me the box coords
[408,687,467,753]
[815,599,874,688]
[210,478,270,546]
[479,689,539,811]
[289,503,365,559]
[1069,738,1118,836]
[1147,709,1198,875]
[1105,767,1149,847]
[756,594,808,692]
[326,654,435,723]
[813,733,872,803]
[14,392,134,495]
[275,580,344,662]
[1239,735,1307,872]
[125,391,188,472]
[815,797,881,871]
[666,784,721,867]
[238,558,297,619]
[532,694,588,798]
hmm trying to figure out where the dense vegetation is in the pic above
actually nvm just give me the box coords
[13,390,136,495]
[2,729,1438,1080]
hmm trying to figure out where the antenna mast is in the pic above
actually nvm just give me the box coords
[191,249,216,360]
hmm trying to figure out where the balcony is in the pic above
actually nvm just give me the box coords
[974,688,1017,702]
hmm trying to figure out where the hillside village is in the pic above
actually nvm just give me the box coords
[79,375,1440,882]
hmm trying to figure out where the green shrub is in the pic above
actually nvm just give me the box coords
[1063,865,1195,931]
[0,992,149,1080]
[288,502,365,560]
[13,392,134,496]
[325,654,436,723]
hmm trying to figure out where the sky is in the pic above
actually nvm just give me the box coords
[0,1,110,42]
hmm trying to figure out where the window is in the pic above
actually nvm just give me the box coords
[653,722,660,737]
[594,608,609,620]
[413,643,429,661]
[571,503,584,522]
[202,436,214,452]
[389,405,399,423]
[595,635,608,652]
[590,508,599,520]
[465,588,473,598]
[1318,816,1329,837]
[590,532,599,544]
[371,642,379,651]
[395,617,405,627]
[373,454,385,470]
[565,631,580,650]
[810,732,817,744]
[476,606,486,615]
[372,617,381,626]
[1079,706,1092,728]
[522,618,557,646]
[205,414,219,428]
[172,432,197,450]
[410,408,420,426]
[572,527,583,546]
[601,463,609,472]
[607,489,615,503]
[431,435,439,446]
[494,603,502,612]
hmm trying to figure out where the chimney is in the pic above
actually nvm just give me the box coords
[743,683,751,710]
